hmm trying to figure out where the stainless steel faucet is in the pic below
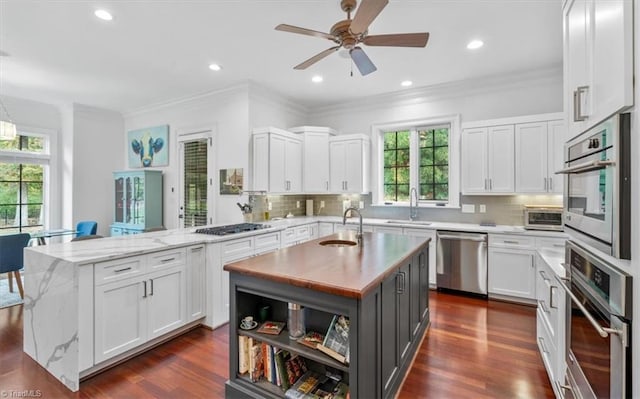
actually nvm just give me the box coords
[409,187,419,221]
[343,207,363,245]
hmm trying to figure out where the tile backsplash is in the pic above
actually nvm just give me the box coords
[249,193,562,226]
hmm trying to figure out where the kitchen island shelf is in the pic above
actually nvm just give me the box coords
[239,329,349,373]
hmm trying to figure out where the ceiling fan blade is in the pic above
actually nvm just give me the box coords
[294,46,341,70]
[363,32,429,47]
[275,24,337,41]
[350,0,389,35]
[350,47,377,76]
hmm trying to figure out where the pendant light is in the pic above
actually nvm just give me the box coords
[0,98,17,140]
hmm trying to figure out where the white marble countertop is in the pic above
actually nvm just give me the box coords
[25,215,567,265]
[537,248,567,278]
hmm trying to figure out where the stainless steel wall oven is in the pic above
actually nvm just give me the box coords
[557,113,631,259]
[556,241,632,399]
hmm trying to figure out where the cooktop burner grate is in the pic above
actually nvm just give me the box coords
[195,223,269,236]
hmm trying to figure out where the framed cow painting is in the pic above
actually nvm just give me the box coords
[128,125,169,168]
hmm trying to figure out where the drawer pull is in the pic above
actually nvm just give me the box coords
[538,337,548,353]
[550,286,557,309]
[160,257,176,263]
[503,240,520,244]
[539,300,549,314]
[539,270,549,281]
[114,267,132,273]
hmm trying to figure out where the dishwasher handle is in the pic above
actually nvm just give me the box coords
[437,233,487,242]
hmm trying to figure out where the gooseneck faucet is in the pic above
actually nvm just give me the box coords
[409,187,419,221]
[343,207,363,245]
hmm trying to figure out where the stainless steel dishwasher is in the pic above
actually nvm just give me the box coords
[436,231,488,296]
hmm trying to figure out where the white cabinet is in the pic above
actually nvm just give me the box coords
[94,249,187,364]
[282,224,313,247]
[488,234,536,302]
[252,127,302,193]
[404,228,437,286]
[207,231,282,328]
[329,134,370,193]
[186,245,206,322]
[461,125,514,194]
[290,126,336,193]
[318,222,334,237]
[515,121,566,193]
[563,0,633,139]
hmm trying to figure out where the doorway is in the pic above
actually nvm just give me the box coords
[177,129,214,228]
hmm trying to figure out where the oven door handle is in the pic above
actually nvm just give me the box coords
[555,275,622,338]
[555,159,615,174]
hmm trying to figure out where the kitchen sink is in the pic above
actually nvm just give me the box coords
[385,220,432,226]
[319,239,358,247]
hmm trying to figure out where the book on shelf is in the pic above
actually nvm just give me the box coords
[238,335,250,374]
[284,370,349,399]
[297,331,325,349]
[274,349,292,391]
[317,315,350,365]
[249,339,263,382]
[257,320,286,335]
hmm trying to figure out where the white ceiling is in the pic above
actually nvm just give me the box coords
[0,0,563,114]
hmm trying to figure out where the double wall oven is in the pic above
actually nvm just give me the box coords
[557,113,631,259]
[556,241,632,399]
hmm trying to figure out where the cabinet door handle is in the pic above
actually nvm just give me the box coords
[161,257,176,263]
[539,300,549,314]
[345,181,348,191]
[326,181,329,190]
[489,179,492,190]
[539,270,549,281]
[149,279,154,296]
[538,337,548,353]
[573,86,589,121]
[550,286,557,309]
[396,271,406,294]
[548,177,553,191]
[544,177,548,191]
[143,280,147,298]
[191,246,203,252]
[114,267,132,273]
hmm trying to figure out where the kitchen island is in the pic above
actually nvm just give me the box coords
[224,231,431,399]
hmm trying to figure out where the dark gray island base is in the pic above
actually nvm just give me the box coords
[224,232,431,399]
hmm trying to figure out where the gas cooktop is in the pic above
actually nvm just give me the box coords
[195,223,269,236]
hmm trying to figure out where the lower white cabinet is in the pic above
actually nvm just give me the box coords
[488,244,536,301]
[94,248,187,364]
[318,222,334,237]
[186,245,206,321]
[282,224,313,247]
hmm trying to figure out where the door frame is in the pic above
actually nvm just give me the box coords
[176,125,216,228]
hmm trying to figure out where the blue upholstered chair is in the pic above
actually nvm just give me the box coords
[76,221,98,237]
[0,233,31,299]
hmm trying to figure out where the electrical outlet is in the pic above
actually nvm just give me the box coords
[479,204,486,213]
[461,204,475,213]
[320,200,325,208]
[296,201,300,208]
[359,201,364,209]
[268,202,272,211]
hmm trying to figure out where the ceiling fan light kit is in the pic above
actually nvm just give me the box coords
[276,0,429,76]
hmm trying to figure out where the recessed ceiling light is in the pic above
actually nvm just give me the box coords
[312,75,323,83]
[94,9,113,21]
[467,40,484,50]
[208,63,222,71]
[401,80,413,87]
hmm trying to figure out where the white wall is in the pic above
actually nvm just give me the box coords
[71,104,124,236]
[308,66,562,134]
[123,82,307,228]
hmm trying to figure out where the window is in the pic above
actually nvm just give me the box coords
[0,132,51,234]
[375,116,460,207]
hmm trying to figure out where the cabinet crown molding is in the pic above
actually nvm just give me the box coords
[462,112,564,129]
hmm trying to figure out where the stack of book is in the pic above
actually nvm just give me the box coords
[284,370,349,399]
[238,337,308,390]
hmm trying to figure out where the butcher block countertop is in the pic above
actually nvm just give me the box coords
[223,231,431,299]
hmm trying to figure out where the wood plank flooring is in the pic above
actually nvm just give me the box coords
[0,291,553,398]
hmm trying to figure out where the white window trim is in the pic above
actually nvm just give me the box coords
[0,125,58,230]
[370,114,460,209]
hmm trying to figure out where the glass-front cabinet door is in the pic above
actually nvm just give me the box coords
[111,170,163,236]
[114,177,125,223]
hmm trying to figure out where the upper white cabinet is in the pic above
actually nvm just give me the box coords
[563,0,633,139]
[515,120,566,194]
[462,113,565,195]
[289,126,337,193]
[329,134,370,194]
[252,127,302,193]
[461,125,515,194]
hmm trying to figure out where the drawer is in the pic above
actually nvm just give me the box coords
[536,237,566,251]
[95,256,145,286]
[295,225,311,241]
[403,228,436,238]
[221,237,254,262]
[282,228,297,243]
[373,226,403,234]
[148,248,186,271]
[489,234,535,248]
[536,307,557,382]
[255,232,281,250]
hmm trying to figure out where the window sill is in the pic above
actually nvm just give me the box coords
[370,203,460,210]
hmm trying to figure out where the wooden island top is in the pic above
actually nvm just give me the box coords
[223,231,431,299]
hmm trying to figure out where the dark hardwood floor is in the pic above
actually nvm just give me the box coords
[0,291,553,398]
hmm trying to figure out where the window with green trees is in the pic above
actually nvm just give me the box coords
[382,125,450,203]
[0,134,47,234]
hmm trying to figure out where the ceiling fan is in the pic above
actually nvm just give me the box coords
[275,0,429,76]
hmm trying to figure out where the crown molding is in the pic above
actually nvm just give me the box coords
[312,64,563,117]
[247,81,309,117]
